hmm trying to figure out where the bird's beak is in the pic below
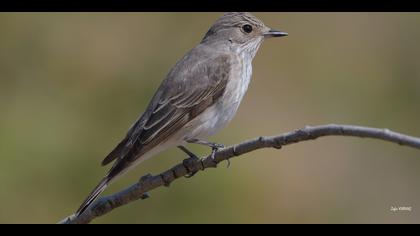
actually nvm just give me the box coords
[264,29,288,38]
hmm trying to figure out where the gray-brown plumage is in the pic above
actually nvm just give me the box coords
[76,12,287,216]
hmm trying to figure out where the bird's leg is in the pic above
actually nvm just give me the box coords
[178,146,202,178]
[186,139,225,162]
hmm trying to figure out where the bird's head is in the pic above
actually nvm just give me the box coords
[202,12,287,54]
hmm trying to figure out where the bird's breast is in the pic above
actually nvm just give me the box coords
[222,56,252,112]
[204,57,252,135]
[182,56,253,140]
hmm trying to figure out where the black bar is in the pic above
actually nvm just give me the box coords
[0,0,419,12]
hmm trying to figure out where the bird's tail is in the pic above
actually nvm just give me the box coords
[75,176,110,217]
[75,154,132,217]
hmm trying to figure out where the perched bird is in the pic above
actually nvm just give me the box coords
[76,12,287,216]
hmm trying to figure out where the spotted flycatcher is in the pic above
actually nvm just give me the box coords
[76,12,287,216]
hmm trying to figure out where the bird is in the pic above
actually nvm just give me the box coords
[75,12,287,216]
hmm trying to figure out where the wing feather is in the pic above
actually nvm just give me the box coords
[102,53,232,167]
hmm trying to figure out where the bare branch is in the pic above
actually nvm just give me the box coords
[59,124,420,224]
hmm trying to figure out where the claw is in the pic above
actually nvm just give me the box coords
[209,147,219,166]
[179,145,202,178]
[226,158,231,168]
[210,147,217,159]
[183,157,199,178]
[179,140,225,173]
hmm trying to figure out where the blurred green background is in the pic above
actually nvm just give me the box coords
[1,13,420,224]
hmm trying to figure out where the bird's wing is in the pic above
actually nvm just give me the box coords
[102,53,232,167]
[76,52,232,217]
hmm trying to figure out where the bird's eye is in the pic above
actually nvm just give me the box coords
[242,24,253,33]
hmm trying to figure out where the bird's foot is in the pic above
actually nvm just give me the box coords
[186,139,224,162]
[209,143,224,163]
[178,146,203,178]
[226,158,231,168]
[183,157,200,178]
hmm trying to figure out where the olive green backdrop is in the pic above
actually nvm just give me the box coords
[1,13,420,223]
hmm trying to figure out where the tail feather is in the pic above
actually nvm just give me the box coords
[76,156,131,216]
[75,177,109,216]
[102,138,129,166]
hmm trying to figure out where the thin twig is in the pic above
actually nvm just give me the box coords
[59,124,420,224]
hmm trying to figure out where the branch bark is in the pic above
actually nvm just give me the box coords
[59,124,420,224]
